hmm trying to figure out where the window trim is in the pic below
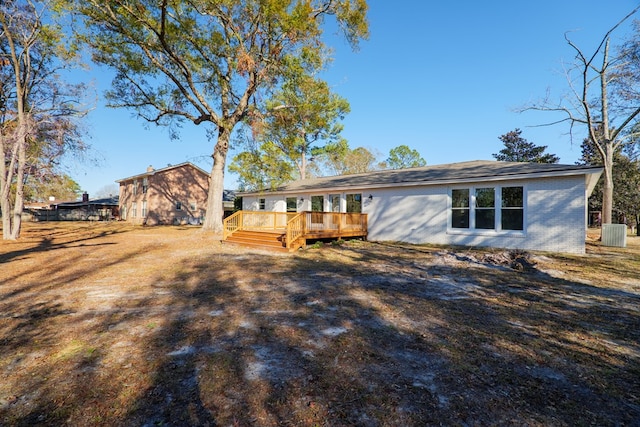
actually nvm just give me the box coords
[447,185,526,236]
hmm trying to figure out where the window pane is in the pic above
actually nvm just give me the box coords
[330,194,340,212]
[346,194,361,213]
[311,196,324,212]
[286,197,297,212]
[476,209,495,229]
[502,209,523,230]
[475,188,495,208]
[452,209,470,228]
[452,189,469,208]
[502,187,523,207]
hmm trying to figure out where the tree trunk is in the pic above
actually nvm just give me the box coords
[601,143,614,225]
[10,135,26,239]
[202,126,230,235]
[300,150,307,180]
[0,138,11,240]
[1,198,11,240]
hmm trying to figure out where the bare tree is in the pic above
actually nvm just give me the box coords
[523,6,640,225]
[0,0,87,239]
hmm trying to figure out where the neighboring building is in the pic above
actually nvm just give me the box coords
[116,163,210,225]
[238,160,603,254]
[24,194,119,221]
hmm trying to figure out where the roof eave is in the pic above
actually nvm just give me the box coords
[238,166,606,196]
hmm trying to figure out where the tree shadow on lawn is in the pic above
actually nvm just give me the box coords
[119,247,640,426]
[2,242,639,426]
[0,223,127,265]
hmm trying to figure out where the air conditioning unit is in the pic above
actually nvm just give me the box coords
[601,224,627,248]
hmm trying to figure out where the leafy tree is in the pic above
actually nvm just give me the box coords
[229,67,350,190]
[0,0,87,239]
[25,173,81,202]
[61,0,369,233]
[386,144,426,169]
[260,69,350,180]
[312,140,383,175]
[228,139,296,191]
[523,7,640,224]
[493,129,559,163]
[578,137,640,233]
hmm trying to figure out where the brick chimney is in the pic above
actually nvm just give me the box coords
[147,165,154,172]
[82,192,89,203]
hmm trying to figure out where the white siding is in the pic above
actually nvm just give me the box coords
[241,175,589,254]
[366,176,587,253]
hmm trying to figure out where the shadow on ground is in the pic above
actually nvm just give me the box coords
[1,227,639,426]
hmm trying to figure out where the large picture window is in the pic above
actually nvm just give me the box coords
[450,186,524,232]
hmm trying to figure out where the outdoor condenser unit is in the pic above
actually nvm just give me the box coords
[601,224,627,248]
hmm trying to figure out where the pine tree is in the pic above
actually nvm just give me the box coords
[493,129,560,163]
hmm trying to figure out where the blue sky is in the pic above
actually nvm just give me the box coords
[67,1,640,197]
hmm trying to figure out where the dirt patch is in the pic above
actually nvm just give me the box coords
[1,222,639,426]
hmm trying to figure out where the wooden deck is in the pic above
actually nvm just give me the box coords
[223,211,368,252]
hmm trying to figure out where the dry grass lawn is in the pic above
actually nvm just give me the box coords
[0,222,639,426]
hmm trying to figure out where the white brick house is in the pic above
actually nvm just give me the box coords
[238,160,603,254]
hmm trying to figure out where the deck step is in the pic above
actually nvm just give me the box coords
[224,230,292,252]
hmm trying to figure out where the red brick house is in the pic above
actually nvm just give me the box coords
[116,162,210,225]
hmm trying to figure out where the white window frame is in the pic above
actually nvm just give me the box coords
[142,200,147,218]
[447,185,526,236]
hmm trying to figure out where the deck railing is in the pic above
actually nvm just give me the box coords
[223,210,368,249]
[304,211,368,233]
[222,210,242,240]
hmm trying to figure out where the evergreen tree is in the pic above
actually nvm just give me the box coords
[493,129,559,163]
[386,145,426,169]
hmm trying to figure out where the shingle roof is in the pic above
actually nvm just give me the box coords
[240,160,603,195]
[115,162,209,183]
[55,196,120,207]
